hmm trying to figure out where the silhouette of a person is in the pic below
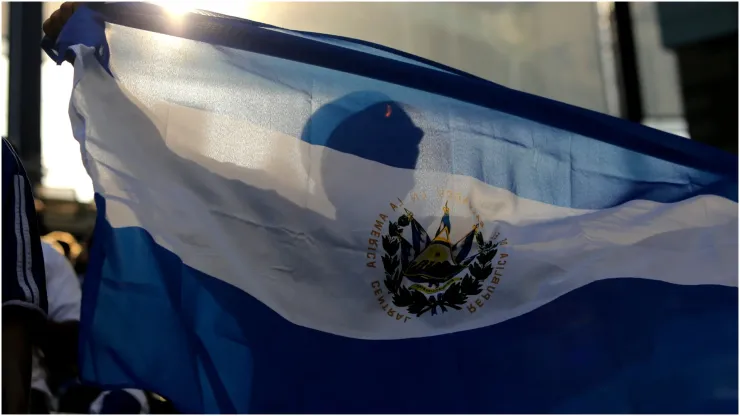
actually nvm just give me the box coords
[301,91,424,222]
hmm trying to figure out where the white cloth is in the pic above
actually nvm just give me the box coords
[30,242,82,403]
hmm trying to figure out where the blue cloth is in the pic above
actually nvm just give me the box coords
[44,3,737,414]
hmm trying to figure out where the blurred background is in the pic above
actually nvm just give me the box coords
[0,1,738,249]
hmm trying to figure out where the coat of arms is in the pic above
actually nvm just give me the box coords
[381,201,504,317]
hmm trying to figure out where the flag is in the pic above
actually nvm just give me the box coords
[45,3,738,413]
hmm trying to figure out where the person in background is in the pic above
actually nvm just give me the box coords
[2,138,49,413]
[42,231,83,264]
[29,241,82,413]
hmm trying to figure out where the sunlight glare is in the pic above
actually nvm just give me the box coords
[152,0,199,18]
[153,1,263,21]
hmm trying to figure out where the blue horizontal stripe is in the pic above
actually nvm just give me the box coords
[80,195,737,414]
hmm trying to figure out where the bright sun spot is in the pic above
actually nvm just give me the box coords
[152,1,200,18]
[150,1,260,20]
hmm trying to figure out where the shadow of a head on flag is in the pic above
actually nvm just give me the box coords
[300,91,424,219]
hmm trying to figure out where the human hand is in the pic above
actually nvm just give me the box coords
[42,2,81,39]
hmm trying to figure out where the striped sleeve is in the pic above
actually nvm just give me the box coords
[2,139,48,317]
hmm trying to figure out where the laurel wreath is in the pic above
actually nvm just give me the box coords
[381,216,499,317]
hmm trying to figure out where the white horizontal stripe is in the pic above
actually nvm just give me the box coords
[69,45,738,340]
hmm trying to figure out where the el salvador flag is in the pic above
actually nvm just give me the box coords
[44,3,737,413]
